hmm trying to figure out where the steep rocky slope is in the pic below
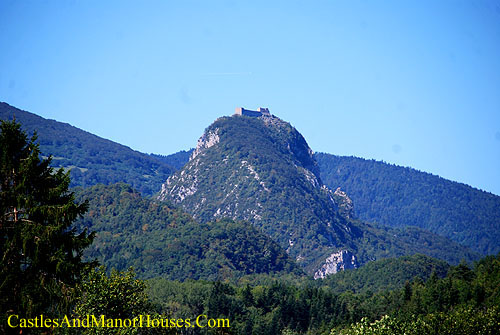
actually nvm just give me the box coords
[159,113,478,274]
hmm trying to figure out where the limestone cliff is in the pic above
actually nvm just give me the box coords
[314,250,358,279]
[333,187,355,219]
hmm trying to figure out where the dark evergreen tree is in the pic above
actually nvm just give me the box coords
[241,284,255,307]
[0,120,94,332]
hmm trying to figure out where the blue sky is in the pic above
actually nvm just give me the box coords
[1,0,499,195]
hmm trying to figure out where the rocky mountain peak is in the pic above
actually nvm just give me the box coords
[157,112,479,275]
[158,114,349,272]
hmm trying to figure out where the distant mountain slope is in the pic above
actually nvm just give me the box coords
[150,149,193,170]
[159,114,479,274]
[321,254,450,294]
[315,153,500,255]
[74,183,302,280]
[0,102,174,195]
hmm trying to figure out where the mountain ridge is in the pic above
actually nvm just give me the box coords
[315,153,500,255]
[0,102,175,195]
[159,114,357,273]
[0,102,487,276]
[160,147,500,256]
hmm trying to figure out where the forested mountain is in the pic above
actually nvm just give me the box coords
[74,183,301,280]
[161,145,500,258]
[3,101,494,260]
[0,102,174,195]
[315,153,500,255]
[150,149,193,170]
[159,114,478,275]
[3,104,498,334]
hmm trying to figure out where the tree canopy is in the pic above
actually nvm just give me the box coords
[0,119,95,332]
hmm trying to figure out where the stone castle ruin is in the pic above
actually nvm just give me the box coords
[234,107,271,117]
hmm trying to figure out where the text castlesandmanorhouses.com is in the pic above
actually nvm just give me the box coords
[7,314,230,329]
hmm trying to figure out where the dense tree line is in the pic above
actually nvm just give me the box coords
[321,254,449,294]
[150,150,193,170]
[332,254,500,335]
[147,253,500,335]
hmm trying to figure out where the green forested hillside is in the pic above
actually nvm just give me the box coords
[340,220,479,267]
[315,153,500,255]
[0,102,174,195]
[147,253,500,335]
[74,183,301,280]
[150,149,193,170]
[160,115,479,274]
[332,253,500,335]
[74,182,478,282]
[1,114,497,335]
[321,254,449,294]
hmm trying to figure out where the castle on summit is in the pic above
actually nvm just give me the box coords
[234,107,271,117]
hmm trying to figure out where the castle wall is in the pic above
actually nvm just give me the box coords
[234,107,270,117]
[258,108,270,115]
[242,109,263,117]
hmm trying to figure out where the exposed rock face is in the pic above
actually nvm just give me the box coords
[190,127,220,160]
[333,187,355,219]
[314,250,358,279]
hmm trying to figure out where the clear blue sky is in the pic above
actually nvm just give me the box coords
[1,0,499,195]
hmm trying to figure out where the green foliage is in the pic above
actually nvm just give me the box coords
[322,254,449,294]
[74,183,301,280]
[348,221,480,266]
[315,153,500,255]
[72,267,173,335]
[0,102,175,196]
[332,307,500,335]
[330,253,500,334]
[145,253,500,335]
[148,278,346,335]
[0,119,94,332]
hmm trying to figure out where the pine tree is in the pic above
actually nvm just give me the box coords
[0,120,95,331]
